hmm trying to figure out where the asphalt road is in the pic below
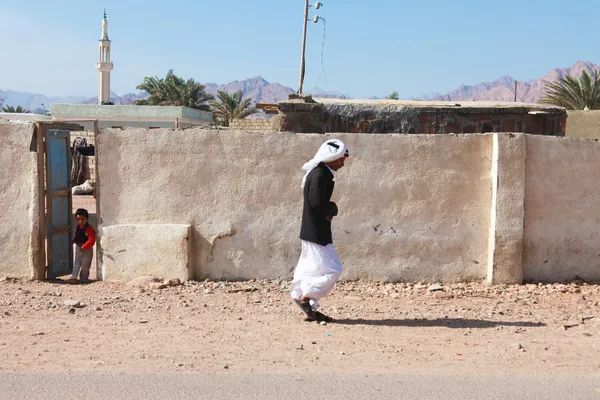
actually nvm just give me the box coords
[1,372,599,400]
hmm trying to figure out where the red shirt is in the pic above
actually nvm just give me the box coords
[74,224,96,250]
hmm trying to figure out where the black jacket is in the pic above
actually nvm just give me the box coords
[300,163,338,245]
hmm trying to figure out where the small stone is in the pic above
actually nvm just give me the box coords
[64,300,82,308]
[428,284,444,292]
[126,276,160,288]
[177,363,184,367]
[95,307,102,311]
[320,321,327,326]
[139,320,149,324]
[433,292,454,299]
[562,322,580,330]
[164,278,182,287]
[223,365,229,369]
[511,343,523,350]
[68,308,76,314]
[149,282,167,290]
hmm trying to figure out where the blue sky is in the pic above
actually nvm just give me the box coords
[1,0,598,99]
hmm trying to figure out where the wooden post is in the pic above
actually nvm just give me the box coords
[93,120,102,280]
[514,81,518,102]
[35,122,47,280]
[298,0,309,94]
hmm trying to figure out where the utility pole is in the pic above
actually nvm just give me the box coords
[298,0,310,95]
[514,81,518,102]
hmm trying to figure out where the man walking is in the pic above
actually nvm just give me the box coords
[290,139,349,322]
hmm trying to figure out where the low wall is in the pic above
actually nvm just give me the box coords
[0,122,39,278]
[97,129,493,283]
[565,110,600,138]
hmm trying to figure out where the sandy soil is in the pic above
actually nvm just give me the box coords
[0,277,598,375]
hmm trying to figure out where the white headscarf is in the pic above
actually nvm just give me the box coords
[301,139,349,188]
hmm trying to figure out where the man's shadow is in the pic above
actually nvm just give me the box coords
[334,318,546,328]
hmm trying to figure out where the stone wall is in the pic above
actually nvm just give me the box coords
[229,118,277,131]
[0,122,39,278]
[565,110,600,138]
[277,98,566,136]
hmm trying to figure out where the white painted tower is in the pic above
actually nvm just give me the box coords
[96,10,113,105]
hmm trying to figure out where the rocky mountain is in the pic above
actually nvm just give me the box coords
[433,61,600,103]
[80,76,348,107]
[204,76,294,104]
[0,90,88,110]
[4,61,598,111]
[80,91,148,105]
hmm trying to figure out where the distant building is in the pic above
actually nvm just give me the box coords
[48,11,213,129]
[0,113,52,122]
[277,97,567,135]
[97,10,114,105]
[51,104,212,130]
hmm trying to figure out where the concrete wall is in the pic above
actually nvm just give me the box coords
[0,122,39,278]
[524,135,600,282]
[97,129,493,283]
[565,110,600,138]
[95,128,600,284]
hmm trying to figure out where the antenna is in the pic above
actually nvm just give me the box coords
[297,1,325,94]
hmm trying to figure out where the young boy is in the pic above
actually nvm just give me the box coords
[67,208,96,284]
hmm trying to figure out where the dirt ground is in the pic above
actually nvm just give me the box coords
[1,276,598,375]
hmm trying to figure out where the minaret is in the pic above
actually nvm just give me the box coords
[96,10,114,105]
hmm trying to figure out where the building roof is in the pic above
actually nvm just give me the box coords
[50,104,213,122]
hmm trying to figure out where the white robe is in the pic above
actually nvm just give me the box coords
[290,240,343,310]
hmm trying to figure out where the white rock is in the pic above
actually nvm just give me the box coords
[428,283,444,292]
[64,300,82,308]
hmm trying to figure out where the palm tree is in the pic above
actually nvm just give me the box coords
[540,70,600,110]
[209,90,258,126]
[1,105,29,113]
[135,70,213,111]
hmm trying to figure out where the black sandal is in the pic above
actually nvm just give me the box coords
[315,311,334,323]
[293,299,316,321]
